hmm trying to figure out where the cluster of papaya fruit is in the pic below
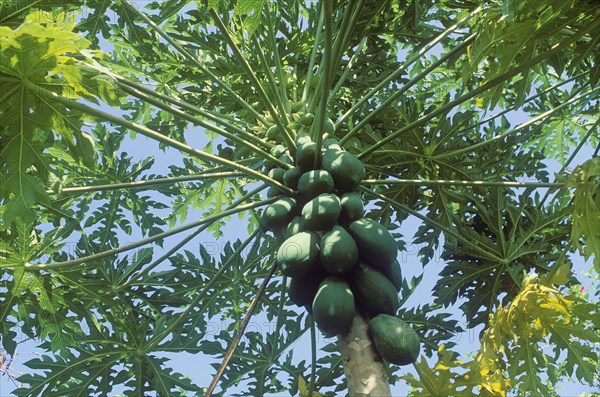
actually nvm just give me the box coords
[256,100,324,143]
[259,126,420,366]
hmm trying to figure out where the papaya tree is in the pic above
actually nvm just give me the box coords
[0,0,599,396]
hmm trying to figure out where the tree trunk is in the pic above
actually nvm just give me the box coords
[338,312,392,397]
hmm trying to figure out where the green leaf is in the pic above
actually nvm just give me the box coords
[0,11,115,226]
[568,158,600,270]
[298,375,325,397]
[233,0,266,34]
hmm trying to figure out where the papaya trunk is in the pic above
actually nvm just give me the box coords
[338,312,392,397]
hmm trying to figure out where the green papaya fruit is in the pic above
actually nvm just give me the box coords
[260,197,296,231]
[322,149,365,191]
[297,170,335,199]
[370,314,420,366]
[347,218,397,267]
[277,231,320,277]
[301,193,341,231]
[312,277,355,337]
[320,226,358,274]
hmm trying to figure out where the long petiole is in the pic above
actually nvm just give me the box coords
[330,0,365,77]
[327,0,357,82]
[337,6,483,128]
[312,0,334,168]
[330,37,367,100]
[358,17,600,159]
[361,179,571,189]
[50,172,245,195]
[20,198,277,270]
[360,186,505,264]
[26,81,294,195]
[432,87,598,160]
[209,10,296,152]
[302,10,324,104]
[115,77,269,149]
[114,76,250,127]
[251,33,293,128]
[121,0,266,125]
[265,7,291,111]
[204,260,279,397]
[120,184,268,288]
[341,35,476,145]
[119,83,285,167]
[308,316,317,397]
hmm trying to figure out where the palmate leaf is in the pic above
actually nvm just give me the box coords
[165,158,250,235]
[0,220,80,355]
[301,341,345,395]
[2,1,599,397]
[202,311,308,397]
[14,347,124,397]
[233,0,266,34]
[63,141,167,249]
[0,11,118,226]
[397,304,463,357]
[434,189,571,328]
[403,269,598,397]
[165,238,311,397]
[567,158,600,270]
[474,263,599,396]
[404,344,511,397]
[13,255,203,396]
[130,354,205,396]
[15,344,204,396]
[462,0,599,109]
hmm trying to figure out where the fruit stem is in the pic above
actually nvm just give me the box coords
[338,312,392,397]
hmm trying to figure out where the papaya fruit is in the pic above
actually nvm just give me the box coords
[286,216,305,237]
[338,192,365,226]
[296,141,318,171]
[320,226,358,275]
[272,225,288,243]
[266,125,280,139]
[262,159,276,172]
[283,166,302,189]
[369,314,420,366]
[260,197,296,231]
[301,193,341,231]
[322,149,365,191]
[323,117,335,135]
[347,218,397,267]
[268,167,285,183]
[298,112,315,126]
[287,265,327,309]
[312,277,355,337]
[266,186,282,199]
[295,132,312,146]
[322,137,341,151]
[276,231,320,277]
[348,264,399,316]
[290,100,305,113]
[270,144,286,157]
[297,170,335,199]
[279,153,294,165]
[381,259,402,292]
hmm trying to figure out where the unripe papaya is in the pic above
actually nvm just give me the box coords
[312,277,355,337]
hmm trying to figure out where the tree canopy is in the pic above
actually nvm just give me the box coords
[0,0,598,396]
